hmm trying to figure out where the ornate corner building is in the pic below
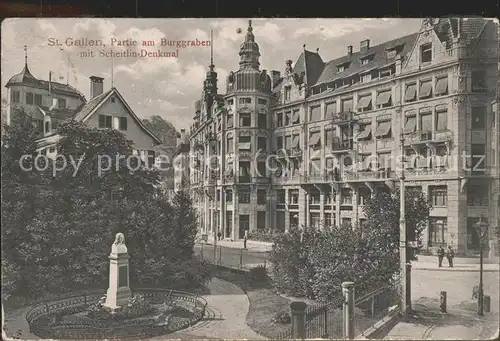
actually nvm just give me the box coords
[188,18,499,256]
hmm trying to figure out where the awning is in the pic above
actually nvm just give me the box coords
[374,121,391,138]
[404,116,416,133]
[238,142,251,150]
[292,135,300,148]
[435,77,448,95]
[357,96,372,110]
[416,157,428,168]
[227,115,234,128]
[309,133,321,146]
[357,125,371,139]
[377,91,392,106]
[292,111,300,123]
[419,82,432,98]
[404,84,416,101]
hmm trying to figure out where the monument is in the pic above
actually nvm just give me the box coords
[103,233,132,311]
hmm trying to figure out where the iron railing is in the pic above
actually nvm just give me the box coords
[195,243,268,270]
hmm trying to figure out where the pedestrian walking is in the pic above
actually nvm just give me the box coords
[217,230,221,241]
[437,246,445,267]
[243,234,247,249]
[446,245,455,268]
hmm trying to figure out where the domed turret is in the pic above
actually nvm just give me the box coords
[238,20,261,70]
[6,46,38,87]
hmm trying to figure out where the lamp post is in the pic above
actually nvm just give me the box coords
[399,132,409,316]
[474,214,488,316]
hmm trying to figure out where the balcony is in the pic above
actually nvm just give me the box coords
[405,129,452,145]
[332,111,357,125]
[237,175,252,184]
[300,173,333,183]
[274,172,301,184]
[332,138,354,152]
[252,176,271,184]
[344,169,396,181]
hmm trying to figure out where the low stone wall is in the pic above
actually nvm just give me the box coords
[25,288,207,339]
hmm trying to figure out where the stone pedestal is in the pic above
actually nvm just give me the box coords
[104,233,132,311]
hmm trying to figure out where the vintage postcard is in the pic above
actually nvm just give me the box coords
[1,18,499,340]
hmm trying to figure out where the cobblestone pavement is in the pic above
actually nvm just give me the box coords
[155,277,265,340]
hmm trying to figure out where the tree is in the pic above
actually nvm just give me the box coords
[142,115,178,146]
[1,119,211,300]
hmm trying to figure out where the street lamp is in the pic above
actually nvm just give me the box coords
[474,214,488,316]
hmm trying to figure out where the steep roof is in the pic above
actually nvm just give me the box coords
[293,49,325,85]
[5,64,85,98]
[72,87,162,144]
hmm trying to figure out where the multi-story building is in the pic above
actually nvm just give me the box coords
[189,18,499,255]
[173,129,191,192]
[4,55,162,161]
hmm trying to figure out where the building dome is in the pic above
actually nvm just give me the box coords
[5,64,38,87]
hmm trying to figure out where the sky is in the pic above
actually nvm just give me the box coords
[1,18,422,131]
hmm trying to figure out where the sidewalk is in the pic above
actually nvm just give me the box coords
[385,297,499,340]
[412,261,499,272]
[199,236,272,253]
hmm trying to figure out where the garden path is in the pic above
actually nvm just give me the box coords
[156,277,266,339]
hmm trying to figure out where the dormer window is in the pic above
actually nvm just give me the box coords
[111,97,116,103]
[337,65,345,73]
[420,43,432,63]
[58,98,66,109]
[360,54,374,65]
[386,49,397,59]
[227,99,234,105]
[284,86,291,101]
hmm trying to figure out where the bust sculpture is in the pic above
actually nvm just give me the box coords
[111,233,128,254]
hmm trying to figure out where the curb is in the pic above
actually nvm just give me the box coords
[413,267,499,272]
[356,307,400,339]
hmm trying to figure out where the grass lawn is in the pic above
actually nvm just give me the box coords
[208,265,292,338]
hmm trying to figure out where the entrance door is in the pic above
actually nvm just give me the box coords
[239,215,250,239]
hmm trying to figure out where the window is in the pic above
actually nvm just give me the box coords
[337,65,345,72]
[58,98,66,109]
[227,99,234,105]
[256,161,266,177]
[226,114,234,128]
[276,113,283,127]
[435,110,447,131]
[310,190,321,205]
[471,71,487,93]
[310,213,321,228]
[357,95,372,112]
[110,97,116,103]
[257,211,266,230]
[292,110,300,124]
[419,80,432,99]
[289,190,299,204]
[258,98,267,105]
[284,86,291,101]
[376,90,392,108]
[325,129,334,148]
[258,113,267,128]
[435,77,448,96]
[325,102,336,118]
[404,116,416,134]
[34,94,42,106]
[374,120,392,139]
[225,189,233,202]
[11,90,20,103]
[310,106,321,121]
[49,147,56,153]
[467,182,489,206]
[386,49,397,59]
[358,187,371,206]
[26,92,34,105]
[308,131,321,149]
[361,57,371,65]
[239,97,251,105]
[341,98,353,112]
[44,121,50,134]
[357,123,371,140]
[361,73,371,83]
[119,117,127,130]
[227,137,233,152]
[470,144,486,173]
[310,159,321,176]
[284,135,292,149]
[257,190,267,205]
[429,218,447,246]
[342,188,352,205]
[239,113,251,127]
[276,136,283,149]
[239,187,251,203]
[419,112,432,132]
[257,136,266,150]
[404,83,417,102]
[277,189,285,203]
[380,69,391,78]
[341,218,352,227]
[147,150,155,168]
[471,107,486,129]
[378,153,391,170]
[429,185,447,206]
[420,43,432,63]
[99,115,112,128]
[325,213,332,227]
[238,136,251,151]
[284,111,291,125]
[291,134,300,150]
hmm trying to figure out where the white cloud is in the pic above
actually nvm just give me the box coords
[254,22,283,44]
[182,28,210,42]
[37,19,57,34]
[156,62,206,97]
[73,18,117,40]
[115,57,180,79]
[292,19,400,40]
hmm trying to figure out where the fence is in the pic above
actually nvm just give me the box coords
[195,243,268,270]
[304,296,344,339]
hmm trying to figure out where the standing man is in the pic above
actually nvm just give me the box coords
[446,245,455,268]
[217,229,222,241]
[437,245,445,267]
[243,233,248,249]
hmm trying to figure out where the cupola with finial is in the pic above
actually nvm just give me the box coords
[203,30,218,114]
[6,45,38,87]
[238,20,261,70]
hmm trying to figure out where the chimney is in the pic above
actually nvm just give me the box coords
[360,39,370,53]
[180,129,186,144]
[271,70,281,89]
[347,45,353,56]
[89,76,104,98]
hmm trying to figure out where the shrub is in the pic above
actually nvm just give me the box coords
[249,265,268,283]
[271,311,291,324]
[247,229,280,243]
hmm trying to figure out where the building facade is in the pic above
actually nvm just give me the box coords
[173,129,191,193]
[189,18,499,256]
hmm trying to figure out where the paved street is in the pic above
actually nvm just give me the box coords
[194,243,268,269]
